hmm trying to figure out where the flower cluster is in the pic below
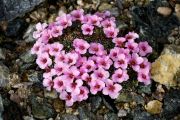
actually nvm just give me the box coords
[31,9,152,106]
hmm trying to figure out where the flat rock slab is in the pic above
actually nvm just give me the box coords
[0,0,45,21]
[151,45,180,87]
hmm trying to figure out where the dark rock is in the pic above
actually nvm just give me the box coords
[2,95,23,120]
[61,114,79,120]
[0,62,10,87]
[162,89,180,119]
[78,106,96,120]
[30,95,55,119]
[0,0,46,21]
[5,19,28,37]
[132,107,155,120]
[104,113,118,120]
[131,0,180,49]
[90,95,102,112]
[102,96,118,112]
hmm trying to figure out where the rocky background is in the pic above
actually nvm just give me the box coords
[0,0,180,120]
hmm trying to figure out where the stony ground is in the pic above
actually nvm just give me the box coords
[0,0,180,120]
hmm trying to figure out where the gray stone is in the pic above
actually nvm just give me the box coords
[116,92,144,105]
[0,62,10,87]
[27,70,40,83]
[104,113,118,120]
[30,95,54,119]
[23,24,36,43]
[20,50,35,63]
[108,7,119,17]
[78,106,96,120]
[0,94,4,120]
[0,0,46,21]
[134,111,153,120]
[138,84,151,94]
[90,95,102,112]
[0,49,5,60]
[118,109,127,117]
[61,114,79,120]
[133,107,155,120]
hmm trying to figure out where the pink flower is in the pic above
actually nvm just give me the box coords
[89,43,105,56]
[40,44,51,54]
[81,73,94,85]
[81,24,94,35]
[53,62,69,76]
[102,79,122,99]
[50,25,63,37]
[139,58,151,72]
[60,91,75,106]
[56,14,72,28]
[125,32,139,42]
[36,53,52,69]
[77,86,89,101]
[31,41,45,55]
[90,80,105,94]
[65,52,78,66]
[112,69,129,83]
[103,27,119,38]
[38,29,51,43]
[125,41,139,53]
[119,48,131,60]
[54,51,66,63]
[76,56,87,67]
[73,39,90,54]
[138,41,152,56]
[64,66,80,83]
[109,47,120,61]
[114,54,128,69]
[101,19,116,28]
[66,79,83,94]
[70,9,84,21]
[33,22,47,39]
[95,11,111,19]
[49,42,63,56]
[96,56,113,70]
[53,76,67,92]
[43,68,56,78]
[112,37,126,47]
[81,14,91,23]
[129,53,144,72]
[81,59,96,72]
[137,72,151,85]
[88,55,98,64]
[91,68,109,81]
[87,15,102,26]
[43,78,54,91]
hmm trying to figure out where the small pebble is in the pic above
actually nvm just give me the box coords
[157,7,172,16]
[145,100,162,114]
